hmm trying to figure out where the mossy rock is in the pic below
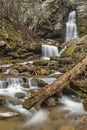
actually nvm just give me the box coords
[21,72,30,76]
[50,56,59,61]
[4,60,12,64]
[64,45,79,56]
[37,69,51,75]
[33,60,49,66]
[37,79,48,87]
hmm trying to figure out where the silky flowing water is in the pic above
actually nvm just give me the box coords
[0,99,87,130]
[0,77,87,130]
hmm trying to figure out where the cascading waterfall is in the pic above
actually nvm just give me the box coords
[7,78,23,85]
[65,10,78,42]
[0,77,49,124]
[42,44,66,60]
[0,80,5,88]
[42,45,59,58]
[41,10,78,59]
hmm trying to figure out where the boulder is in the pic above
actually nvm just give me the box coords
[37,79,48,87]
[83,99,87,112]
[9,69,19,76]
[0,41,6,47]
[45,97,56,107]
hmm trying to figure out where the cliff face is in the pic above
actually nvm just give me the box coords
[25,0,72,41]
[75,0,87,36]
[0,16,41,59]
[22,0,87,41]
[1,0,87,42]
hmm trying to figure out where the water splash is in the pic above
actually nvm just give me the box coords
[23,109,49,127]
[58,96,86,115]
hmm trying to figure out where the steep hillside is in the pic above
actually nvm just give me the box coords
[0,15,41,61]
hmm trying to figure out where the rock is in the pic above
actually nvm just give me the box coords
[33,60,49,66]
[9,69,19,76]
[76,0,87,36]
[83,99,87,112]
[45,97,56,107]
[21,83,29,88]
[0,96,6,105]
[37,68,51,75]
[64,45,79,56]
[37,79,48,87]
[0,41,6,47]
[15,93,26,99]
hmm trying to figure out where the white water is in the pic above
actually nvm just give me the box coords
[6,78,23,85]
[40,78,56,84]
[0,80,6,88]
[24,109,49,126]
[65,10,78,42]
[0,64,13,68]
[59,96,86,115]
[5,103,49,126]
[0,78,27,105]
[42,45,66,60]
[19,61,33,65]
[49,70,62,77]
[3,69,11,74]
[0,112,17,118]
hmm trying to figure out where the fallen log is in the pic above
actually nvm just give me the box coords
[23,56,87,109]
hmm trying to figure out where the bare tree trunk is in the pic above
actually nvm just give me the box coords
[23,56,87,109]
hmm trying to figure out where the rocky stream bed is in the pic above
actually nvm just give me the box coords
[0,0,87,130]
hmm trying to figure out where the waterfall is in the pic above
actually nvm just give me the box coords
[42,44,59,60]
[6,78,23,86]
[65,10,78,42]
[42,45,66,60]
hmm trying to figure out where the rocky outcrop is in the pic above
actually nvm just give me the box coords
[75,0,87,37]
[18,0,87,42]
[0,16,42,59]
[0,0,87,43]
[25,0,73,41]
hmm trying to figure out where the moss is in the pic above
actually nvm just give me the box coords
[37,79,47,87]
[36,69,51,75]
[4,60,12,64]
[21,72,30,76]
[36,70,41,75]
[64,45,79,56]
[33,60,49,66]
[44,70,51,75]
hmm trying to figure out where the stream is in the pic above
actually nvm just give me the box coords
[0,96,87,130]
[0,76,87,130]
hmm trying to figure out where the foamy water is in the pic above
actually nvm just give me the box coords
[59,96,86,115]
